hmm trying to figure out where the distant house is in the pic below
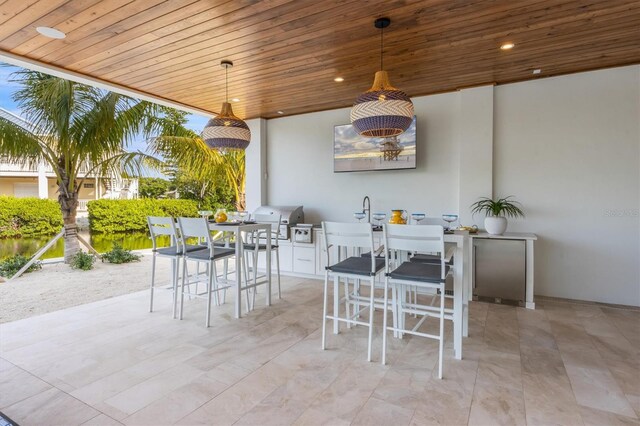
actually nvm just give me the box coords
[0,108,138,213]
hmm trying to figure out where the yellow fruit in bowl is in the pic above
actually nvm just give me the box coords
[214,212,227,223]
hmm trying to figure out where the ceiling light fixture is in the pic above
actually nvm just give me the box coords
[277,111,284,115]
[36,26,66,39]
[500,42,515,50]
[334,77,344,82]
[532,69,541,74]
[202,60,251,151]
[231,98,240,102]
[350,17,414,138]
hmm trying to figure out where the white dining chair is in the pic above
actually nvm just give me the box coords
[175,217,237,327]
[321,221,385,362]
[381,224,452,379]
[244,213,282,299]
[147,216,205,318]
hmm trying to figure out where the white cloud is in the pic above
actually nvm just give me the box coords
[353,141,377,150]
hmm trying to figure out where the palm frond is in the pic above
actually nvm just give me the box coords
[0,115,61,171]
[85,151,166,183]
[470,196,524,218]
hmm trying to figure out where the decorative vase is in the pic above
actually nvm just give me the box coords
[389,210,407,224]
[485,216,507,235]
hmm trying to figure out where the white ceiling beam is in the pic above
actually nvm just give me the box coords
[0,50,214,118]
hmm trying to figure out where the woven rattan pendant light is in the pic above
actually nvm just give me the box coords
[350,18,414,138]
[202,60,251,151]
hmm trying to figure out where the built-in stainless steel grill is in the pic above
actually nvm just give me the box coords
[253,205,304,239]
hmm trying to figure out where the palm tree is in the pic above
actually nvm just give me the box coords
[0,69,173,262]
[222,151,246,211]
[148,113,246,211]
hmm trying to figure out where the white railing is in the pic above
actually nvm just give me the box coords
[0,158,38,172]
[0,158,92,176]
[78,199,91,211]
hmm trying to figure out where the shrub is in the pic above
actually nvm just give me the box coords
[139,177,172,199]
[70,251,95,270]
[0,254,42,278]
[102,243,142,264]
[87,199,200,233]
[0,196,62,238]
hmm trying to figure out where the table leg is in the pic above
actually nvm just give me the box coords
[235,234,242,319]
[463,237,472,337]
[454,243,463,360]
[266,227,272,306]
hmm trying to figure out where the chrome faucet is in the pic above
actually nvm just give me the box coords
[362,196,371,224]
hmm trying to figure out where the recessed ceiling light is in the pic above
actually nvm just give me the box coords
[36,26,66,39]
[276,111,284,115]
[500,42,515,50]
[532,69,541,74]
[231,98,240,102]
[334,77,344,82]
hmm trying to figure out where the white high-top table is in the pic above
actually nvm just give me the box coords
[208,222,272,318]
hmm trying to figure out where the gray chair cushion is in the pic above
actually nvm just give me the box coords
[327,257,384,276]
[243,243,279,251]
[185,247,235,261]
[154,244,203,256]
[410,253,453,265]
[387,261,449,283]
[360,251,386,258]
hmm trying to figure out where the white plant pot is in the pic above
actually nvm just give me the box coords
[485,216,507,235]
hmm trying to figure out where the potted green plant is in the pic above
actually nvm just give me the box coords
[470,196,524,235]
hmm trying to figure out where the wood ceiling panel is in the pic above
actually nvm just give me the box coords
[0,0,638,120]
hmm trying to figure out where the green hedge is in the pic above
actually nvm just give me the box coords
[88,199,200,233]
[0,196,62,238]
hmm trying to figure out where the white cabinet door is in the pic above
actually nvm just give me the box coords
[293,245,316,275]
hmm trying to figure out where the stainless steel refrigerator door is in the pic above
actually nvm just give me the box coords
[474,239,526,302]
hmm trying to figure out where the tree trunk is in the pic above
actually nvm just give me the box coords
[59,184,80,263]
[236,192,246,211]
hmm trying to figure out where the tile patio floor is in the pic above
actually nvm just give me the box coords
[1,275,639,425]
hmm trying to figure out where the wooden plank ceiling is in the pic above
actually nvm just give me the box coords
[0,0,639,119]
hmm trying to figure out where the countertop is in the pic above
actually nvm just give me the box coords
[470,232,537,240]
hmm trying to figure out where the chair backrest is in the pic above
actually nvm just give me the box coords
[384,224,444,253]
[322,221,376,271]
[383,224,446,276]
[176,217,213,255]
[147,216,178,249]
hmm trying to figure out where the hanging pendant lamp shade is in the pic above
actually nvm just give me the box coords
[350,18,414,138]
[202,60,251,151]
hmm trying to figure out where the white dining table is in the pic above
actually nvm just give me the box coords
[208,222,272,318]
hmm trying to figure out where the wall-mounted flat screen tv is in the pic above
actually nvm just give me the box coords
[333,116,416,173]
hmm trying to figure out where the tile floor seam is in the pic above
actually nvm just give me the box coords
[547,308,587,426]
[0,356,76,411]
[69,304,308,398]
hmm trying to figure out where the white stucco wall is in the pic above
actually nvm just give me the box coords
[263,65,640,306]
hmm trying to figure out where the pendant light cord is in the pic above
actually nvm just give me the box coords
[225,65,229,102]
[380,24,384,71]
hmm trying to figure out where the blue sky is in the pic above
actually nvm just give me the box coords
[0,63,210,153]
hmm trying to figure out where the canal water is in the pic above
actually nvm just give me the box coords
[0,232,171,260]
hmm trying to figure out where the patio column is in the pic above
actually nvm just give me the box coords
[245,118,267,212]
[37,162,48,199]
[457,85,494,225]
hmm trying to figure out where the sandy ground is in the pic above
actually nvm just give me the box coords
[0,252,173,324]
